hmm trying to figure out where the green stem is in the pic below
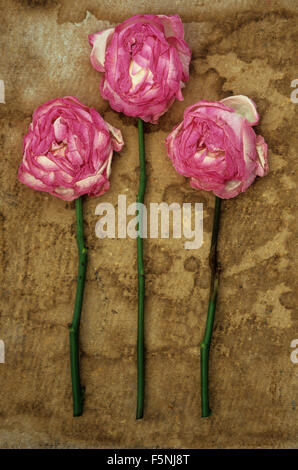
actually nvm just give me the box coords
[200,196,222,418]
[136,118,146,419]
[69,196,88,417]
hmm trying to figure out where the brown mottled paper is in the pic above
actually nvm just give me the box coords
[0,0,297,449]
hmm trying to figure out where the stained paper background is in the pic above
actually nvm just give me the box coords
[0,0,297,448]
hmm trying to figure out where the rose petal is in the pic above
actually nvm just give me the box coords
[220,95,259,125]
[75,173,106,193]
[106,122,124,152]
[157,14,184,40]
[54,187,76,201]
[89,28,115,72]
[256,134,269,176]
[53,117,68,142]
[36,155,61,171]
[18,168,48,191]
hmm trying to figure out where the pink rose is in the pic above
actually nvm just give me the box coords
[18,96,124,201]
[88,14,191,124]
[166,95,268,199]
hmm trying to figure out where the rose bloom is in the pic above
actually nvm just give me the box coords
[18,96,124,201]
[166,95,268,199]
[88,14,191,124]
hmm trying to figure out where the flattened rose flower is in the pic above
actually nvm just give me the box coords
[18,96,124,201]
[88,14,191,124]
[166,95,268,199]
